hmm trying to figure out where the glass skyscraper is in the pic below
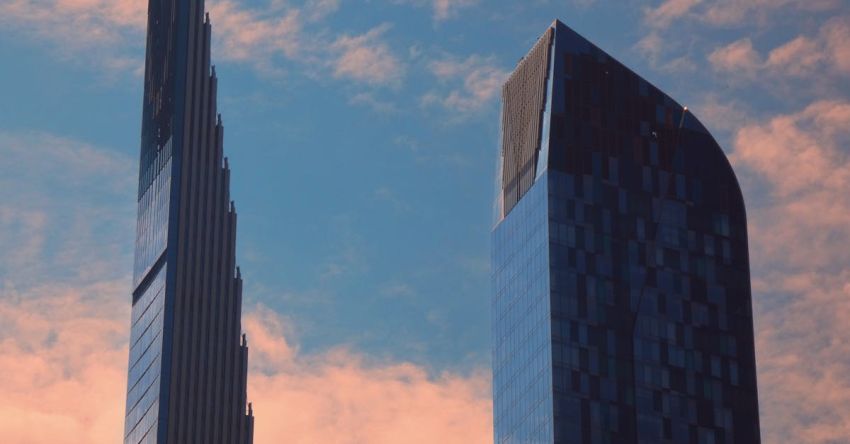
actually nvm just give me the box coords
[492,21,760,444]
[123,1,254,442]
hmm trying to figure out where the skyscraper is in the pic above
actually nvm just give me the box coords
[123,1,254,443]
[492,21,760,443]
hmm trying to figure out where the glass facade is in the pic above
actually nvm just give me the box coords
[492,20,760,444]
[125,265,167,443]
[123,1,254,443]
[492,174,554,443]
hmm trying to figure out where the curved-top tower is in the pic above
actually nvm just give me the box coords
[123,1,254,443]
[491,20,760,443]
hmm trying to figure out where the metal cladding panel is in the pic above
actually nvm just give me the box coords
[124,1,254,443]
[500,27,554,218]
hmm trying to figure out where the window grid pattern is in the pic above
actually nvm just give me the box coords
[544,21,760,444]
[492,175,554,444]
[133,140,172,289]
[125,265,166,444]
[493,20,760,444]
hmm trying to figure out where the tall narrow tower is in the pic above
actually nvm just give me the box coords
[491,21,760,443]
[123,1,254,443]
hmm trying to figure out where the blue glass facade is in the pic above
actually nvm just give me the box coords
[125,265,167,443]
[492,21,760,444]
[492,174,554,443]
[123,1,254,443]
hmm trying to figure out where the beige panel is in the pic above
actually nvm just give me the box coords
[500,27,553,217]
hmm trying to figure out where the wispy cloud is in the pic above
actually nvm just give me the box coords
[394,0,478,22]
[0,0,406,88]
[331,24,405,87]
[707,37,761,76]
[708,18,850,83]
[731,100,850,442]
[0,288,492,444]
[246,304,493,443]
[643,0,702,29]
[423,54,508,115]
[0,131,135,284]
[643,0,843,29]
[208,1,303,70]
[0,0,145,73]
[349,92,400,113]
[0,281,130,444]
[700,0,841,27]
[0,129,492,442]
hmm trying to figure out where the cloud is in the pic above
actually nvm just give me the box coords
[0,130,492,442]
[0,0,145,44]
[730,100,850,442]
[0,287,493,444]
[634,31,697,73]
[707,37,761,75]
[732,100,850,268]
[394,0,478,22]
[423,55,509,115]
[245,305,492,443]
[822,17,850,73]
[701,0,841,27]
[349,92,400,113]
[0,281,129,444]
[208,1,303,69]
[0,0,406,88]
[331,24,405,86]
[692,94,753,135]
[0,0,145,73]
[0,131,135,442]
[643,0,702,29]
[709,18,850,83]
[304,0,341,22]
[432,0,478,21]
[0,131,135,284]
[644,0,843,29]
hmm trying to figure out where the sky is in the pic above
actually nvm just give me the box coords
[0,0,849,442]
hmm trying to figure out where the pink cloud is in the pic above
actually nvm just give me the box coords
[701,0,841,27]
[731,101,850,442]
[708,18,850,83]
[393,0,478,22]
[0,0,407,88]
[0,131,491,442]
[643,0,702,28]
[331,24,405,87]
[0,281,129,444]
[708,37,761,75]
[0,293,492,443]
[0,0,145,55]
[822,17,850,73]
[765,36,824,76]
[209,1,303,66]
[245,306,492,444]
[431,0,478,21]
[733,100,850,268]
[423,55,509,114]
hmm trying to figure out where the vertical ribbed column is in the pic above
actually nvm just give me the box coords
[500,27,553,217]
[158,1,254,443]
[127,0,254,442]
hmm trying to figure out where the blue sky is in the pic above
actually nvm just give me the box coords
[1,0,849,442]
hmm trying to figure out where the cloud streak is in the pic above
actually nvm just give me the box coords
[0,131,492,443]
[643,0,843,28]
[731,100,850,443]
[0,0,406,87]
[331,24,405,86]
[423,55,509,115]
